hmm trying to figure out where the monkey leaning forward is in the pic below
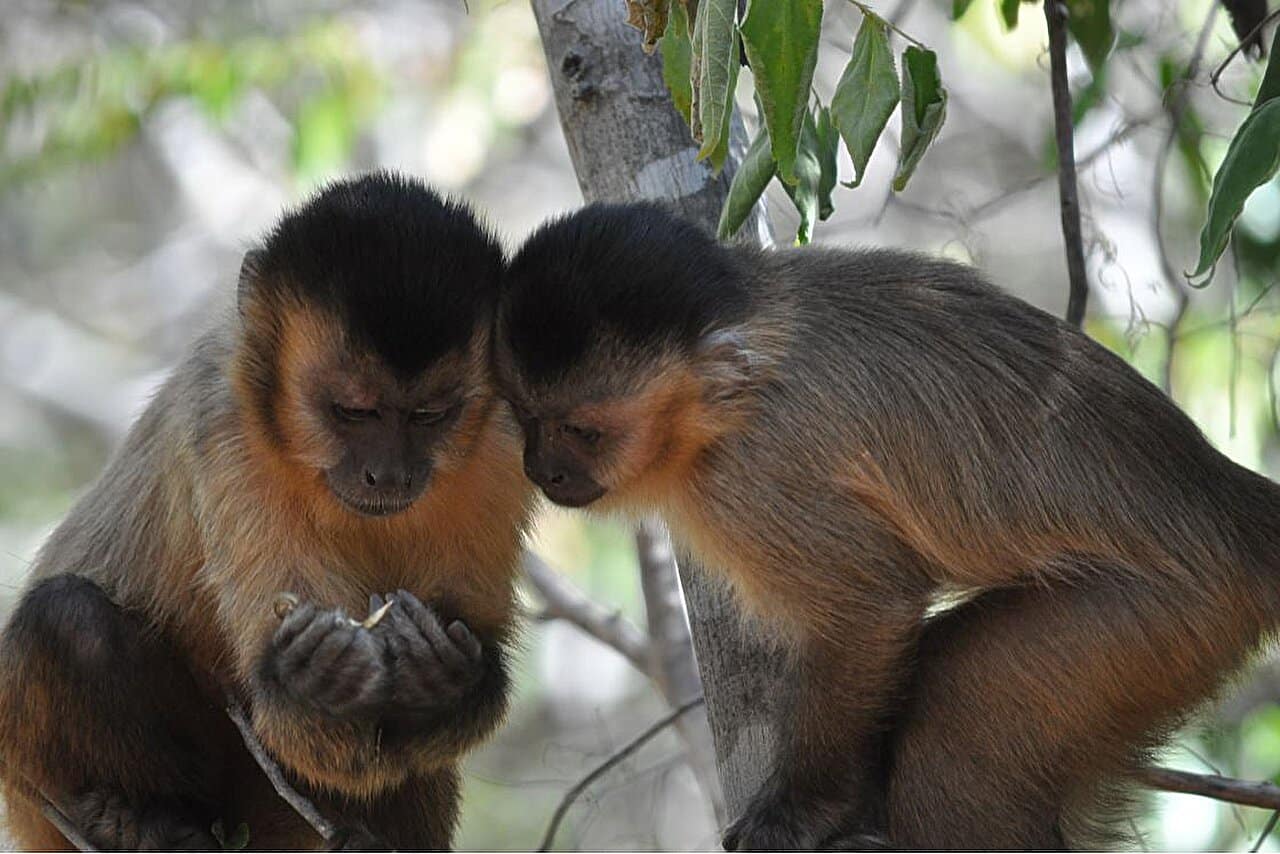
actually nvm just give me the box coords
[493,201,1280,850]
[0,172,535,851]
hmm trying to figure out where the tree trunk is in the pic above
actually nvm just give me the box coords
[530,0,787,826]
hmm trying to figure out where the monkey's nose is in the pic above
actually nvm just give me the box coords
[363,466,412,490]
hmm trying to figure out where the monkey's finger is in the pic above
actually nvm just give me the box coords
[446,620,483,663]
[273,602,318,648]
[395,589,467,669]
[369,593,385,613]
[280,610,344,668]
[308,624,360,674]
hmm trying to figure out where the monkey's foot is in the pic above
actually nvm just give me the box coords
[65,789,218,851]
[723,785,884,852]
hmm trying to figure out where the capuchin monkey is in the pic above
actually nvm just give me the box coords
[492,202,1280,850]
[0,172,535,851]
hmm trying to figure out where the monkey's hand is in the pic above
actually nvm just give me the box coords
[265,602,389,719]
[369,590,484,718]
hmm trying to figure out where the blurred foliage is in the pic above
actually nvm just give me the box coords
[1,20,381,187]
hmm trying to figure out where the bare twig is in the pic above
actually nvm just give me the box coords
[40,797,97,852]
[522,551,651,673]
[225,697,339,843]
[1253,810,1280,852]
[1136,766,1280,811]
[1152,4,1217,391]
[537,696,706,852]
[1210,7,1280,104]
[1044,0,1089,327]
[846,0,926,47]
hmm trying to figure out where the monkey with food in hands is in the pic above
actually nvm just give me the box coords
[493,201,1280,850]
[0,172,535,850]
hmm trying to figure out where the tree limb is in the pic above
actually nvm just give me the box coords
[636,520,727,822]
[1043,0,1089,327]
[225,697,339,843]
[522,551,651,673]
[1136,766,1280,811]
[537,697,706,852]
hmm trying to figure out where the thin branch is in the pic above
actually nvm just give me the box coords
[846,0,926,47]
[1253,810,1280,852]
[1044,0,1089,327]
[1136,766,1280,811]
[537,696,706,852]
[40,798,97,852]
[225,697,339,843]
[1210,7,1280,104]
[523,551,652,673]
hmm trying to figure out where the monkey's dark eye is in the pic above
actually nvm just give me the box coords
[409,406,452,425]
[561,423,601,445]
[333,404,379,422]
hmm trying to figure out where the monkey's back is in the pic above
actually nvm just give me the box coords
[706,247,1280,603]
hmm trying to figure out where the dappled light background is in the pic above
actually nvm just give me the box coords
[3,0,1280,849]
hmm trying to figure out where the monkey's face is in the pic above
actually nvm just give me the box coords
[492,345,710,510]
[248,301,494,519]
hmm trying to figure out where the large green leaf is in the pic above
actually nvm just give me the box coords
[1190,98,1280,284]
[692,0,739,171]
[662,2,694,126]
[717,127,775,239]
[952,0,975,19]
[740,0,823,184]
[781,109,825,244]
[893,46,947,192]
[1067,0,1113,77]
[830,13,899,188]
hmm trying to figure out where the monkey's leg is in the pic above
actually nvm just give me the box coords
[723,577,927,851]
[886,570,1250,850]
[0,574,225,851]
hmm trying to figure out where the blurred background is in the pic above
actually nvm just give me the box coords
[3,0,1280,849]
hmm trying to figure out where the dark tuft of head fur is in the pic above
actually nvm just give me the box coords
[501,202,751,385]
[250,171,503,376]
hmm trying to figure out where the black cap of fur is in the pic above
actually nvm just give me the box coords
[250,171,503,377]
[502,202,751,385]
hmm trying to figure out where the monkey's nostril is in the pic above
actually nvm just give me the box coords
[364,470,377,487]
[549,472,567,486]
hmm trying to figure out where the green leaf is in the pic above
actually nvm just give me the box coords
[952,0,975,19]
[781,109,825,244]
[226,823,250,852]
[1190,98,1280,284]
[814,104,839,219]
[662,2,694,126]
[1256,24,1280,108]
[1066,0,1113,77]
[692,0,740,171]
[893,46,947,192]
[718,127,775,239]
[740,0,823,184]
[830,13,899,188]
[999,0,1020,29]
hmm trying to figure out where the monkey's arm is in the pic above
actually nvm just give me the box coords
[371,590,511,766]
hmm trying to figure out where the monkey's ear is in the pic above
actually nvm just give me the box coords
[694,326,765,405]
[237,248,265,313]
